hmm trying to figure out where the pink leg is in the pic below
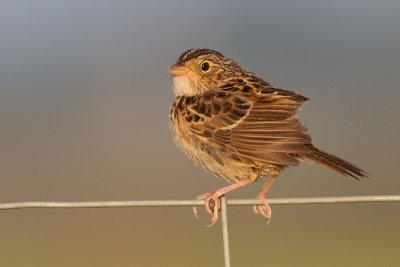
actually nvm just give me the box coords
[253,175,277,224]
[193,173,257,227]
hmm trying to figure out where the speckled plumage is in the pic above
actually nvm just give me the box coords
[168,48,366,225]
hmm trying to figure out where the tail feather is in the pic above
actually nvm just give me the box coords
[305,145,367,179]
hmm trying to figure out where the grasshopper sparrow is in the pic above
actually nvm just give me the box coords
[168,48,366,226]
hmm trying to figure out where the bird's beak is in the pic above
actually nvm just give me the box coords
[168,63,189,76]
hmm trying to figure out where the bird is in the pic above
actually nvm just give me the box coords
[168,48,367,226]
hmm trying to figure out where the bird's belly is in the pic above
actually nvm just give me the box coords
[169,113,282,182]
[171,131,254,183]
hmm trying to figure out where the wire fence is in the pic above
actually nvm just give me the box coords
[1,195,400,267]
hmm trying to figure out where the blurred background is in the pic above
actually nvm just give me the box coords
[0,0,399,266]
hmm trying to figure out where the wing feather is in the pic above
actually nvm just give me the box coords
[184,84,311,166]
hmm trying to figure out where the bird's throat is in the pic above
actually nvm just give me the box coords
[172,76,197,96]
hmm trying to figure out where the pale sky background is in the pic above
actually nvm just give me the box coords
[0,1,399,266]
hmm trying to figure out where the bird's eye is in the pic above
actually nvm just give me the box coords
[201,61,210,72]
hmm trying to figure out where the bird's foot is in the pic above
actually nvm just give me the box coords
[192,191,223,227]
[253,197,272,225]
[191,174,258,226]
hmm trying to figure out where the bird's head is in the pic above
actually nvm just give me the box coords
[168,48,241,96]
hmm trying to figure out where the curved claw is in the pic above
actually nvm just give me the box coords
[206,206,219,227]
[192,206,200,220]
[192,192,221,226]
[253,205,259,215]
[253,198,272,224]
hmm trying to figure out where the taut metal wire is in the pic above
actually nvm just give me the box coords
[0,195,399,210]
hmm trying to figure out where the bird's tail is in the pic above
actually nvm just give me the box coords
[305,145,367,179]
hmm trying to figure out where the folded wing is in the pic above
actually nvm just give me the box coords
[186,86,311,166]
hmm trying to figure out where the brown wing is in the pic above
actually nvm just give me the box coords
[186,86,311,166]
[231,88,311,165]
[184,91,252,138]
